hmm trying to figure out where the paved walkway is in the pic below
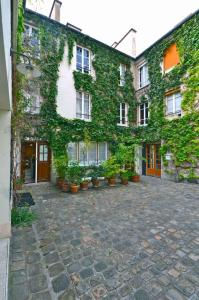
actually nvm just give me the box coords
[9,177,199,300]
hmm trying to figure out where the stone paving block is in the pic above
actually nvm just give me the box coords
[52,273,70,293]
[31,290,52,300]
[9,282,29,300]
[27,263,43,277]
[45,251,60,265]
[58,289,76,300]
[29,274,48,293]
[80,268,94,279]
[48,262,65,277]
[10,270,26,285]
[134,289,150,300]
[165,288,185,300]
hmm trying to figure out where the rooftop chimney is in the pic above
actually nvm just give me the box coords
[49,0,62,22]
[112,28,137,57]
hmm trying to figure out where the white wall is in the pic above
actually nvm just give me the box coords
[0,111,11,238]
[57,41,76,119]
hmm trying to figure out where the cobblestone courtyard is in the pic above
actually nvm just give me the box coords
[9,177,199,300]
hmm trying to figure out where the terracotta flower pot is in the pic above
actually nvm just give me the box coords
[121,178,128,185]
[14,183,23,190]
[131,175,140,182]
[62,181,69,192]
[80,181,89,191]
[70,184,79,193]
[92,178,100,188]
[57,177,64,189]
[108,178,116,186]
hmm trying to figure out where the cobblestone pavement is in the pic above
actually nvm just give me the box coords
[9,177,199,300]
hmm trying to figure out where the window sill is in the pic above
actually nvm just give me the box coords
[137,123,148,127]
[75,118,91,122]
[136,83,150,91]
[117,123,128,127]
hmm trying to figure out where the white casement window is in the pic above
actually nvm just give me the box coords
[24,88,42,114]
[68,142,108,165]
[76,46,90,73]
[120,64,126,86]
[24,23,40,57]
[118,103,128,126]
[166,92,182,115]
[138,102,149,126]
[76,91,91,120]
[138,63,149,88]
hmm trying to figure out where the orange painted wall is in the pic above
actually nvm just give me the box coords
[164,43,180,71]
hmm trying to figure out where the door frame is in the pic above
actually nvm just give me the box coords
[21,141,51,183]
[146,143,161,177]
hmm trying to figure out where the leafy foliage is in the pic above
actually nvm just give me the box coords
[11,207,37,227]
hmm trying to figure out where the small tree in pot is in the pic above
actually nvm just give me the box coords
[120,169,130,185]
[54,154,68,189]
[80,166,90,191]
[67,161,82,193]
[102,156,120,186]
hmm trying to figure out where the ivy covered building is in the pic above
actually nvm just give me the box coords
[19,0,199,184]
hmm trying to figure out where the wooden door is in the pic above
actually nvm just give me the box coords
[21,142,36,183]
[37,142,51,182]
[146,144,161,177]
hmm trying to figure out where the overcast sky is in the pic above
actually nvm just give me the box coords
[27,0,199,55]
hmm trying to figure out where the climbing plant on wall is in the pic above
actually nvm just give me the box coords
[24,11,136,158]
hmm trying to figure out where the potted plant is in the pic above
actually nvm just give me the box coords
[67,161,82,193]
[102,156,120,186]
[89,165,104,188]
[14,177,24,190]
[53,154,68,189]
[80,167,90,191]
[120,169,129,185]
[130,171,140,182]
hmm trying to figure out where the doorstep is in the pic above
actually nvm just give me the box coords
[0,238,10,300]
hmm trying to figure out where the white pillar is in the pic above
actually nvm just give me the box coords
[0,110,11,238]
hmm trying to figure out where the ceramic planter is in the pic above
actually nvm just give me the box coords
[92,178,100,188]
[131,175,140,182]
[62,181,69,192]
[80,181,89,191]
[121,178,128,185]
[70,184,79,193]
[14,183,23,190]
[108,178,116,186]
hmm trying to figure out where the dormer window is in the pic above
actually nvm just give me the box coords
[163,43,180,73]
[138,63,149,88]
[76,46,90,74]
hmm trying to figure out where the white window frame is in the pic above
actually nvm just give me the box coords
[138,101,149,126]
[24,23,40,57]
[166,92,182,115]
[138,63,149,89]
[119,64,126,86]
[76,91,91,121]
[76,45,91,74]
[68,142,108,166]
[117,103,128,126]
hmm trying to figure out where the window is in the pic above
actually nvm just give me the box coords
[138,64,149,88]
[118,103,128,126]
[76,92,91,120]
[76,46,90,73]
[39,145,48,161]
[163,43,180,72]
[120,64,126,86]
[67,142,108,165]
[138,102,149,125]
[166,92,182,115]
[24,24,40,57]
[24,87,42,114]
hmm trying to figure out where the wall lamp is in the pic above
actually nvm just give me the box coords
[10,48,41,80]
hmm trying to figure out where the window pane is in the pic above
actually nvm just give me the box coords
[140,104,144,124]
[68,142,77,161]
[76,92,82,118]
[98,143,106,162]
[167,96,173,114]
[88,142,97,165]
[145,103,148,122]
[76,46,82,71]
[121,103,126,124]
[175,93,182,112]
[83,49,89,73]
[84,94,90,119]
[139,67,143,87]
[79,142,87,165]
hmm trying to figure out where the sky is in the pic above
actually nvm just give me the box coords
[27,0,199,55]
